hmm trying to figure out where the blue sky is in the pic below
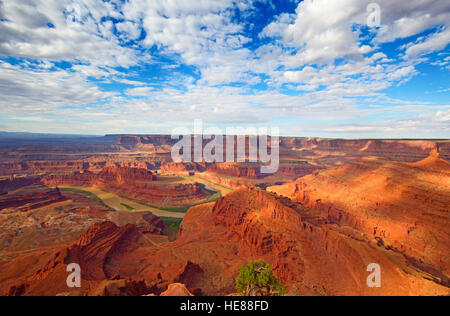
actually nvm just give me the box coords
[0,0,449,138]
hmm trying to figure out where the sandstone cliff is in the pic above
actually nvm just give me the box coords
[42,166,206,206]
[2,186,449,296]
[269,151,450,286]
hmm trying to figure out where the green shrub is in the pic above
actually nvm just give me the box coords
[235,260,285,296]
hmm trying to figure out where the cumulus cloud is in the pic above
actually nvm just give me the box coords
[0,0,139,68]
[405,28,450,58]
[0,0,449,137]
[261,0,450,66]
[0,60,113,113]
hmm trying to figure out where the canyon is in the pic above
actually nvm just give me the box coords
[0,133,448,296]
[41,166,207,207]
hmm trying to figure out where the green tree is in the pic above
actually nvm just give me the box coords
[235,259,286,296]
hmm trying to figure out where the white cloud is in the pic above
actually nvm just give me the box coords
[375,0,450,43]
[387,65,417,81]
[0,0,449,138]
[0,0,140,68]
[405,27,450,58]
[0,60,113,113]
[116,21,142,41]
[126,87,155,97]
[261,0,450,66]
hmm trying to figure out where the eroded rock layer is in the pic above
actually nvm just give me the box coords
[42,166,207,206]
[5,188,448,296]
[269,151,450,286]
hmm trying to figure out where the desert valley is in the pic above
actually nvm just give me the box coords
[0,133,448,296]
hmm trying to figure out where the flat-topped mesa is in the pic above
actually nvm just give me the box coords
[114,135,175,152]
[206,163,264,179]
[114,135,174,146]
[280,138,450,162]
[96,166,157,185]
[42,166,156,187]
[160,162,207,175]
[0,184,67,211]
[0,176,41,194]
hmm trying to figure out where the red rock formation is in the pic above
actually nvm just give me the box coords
[280,138,449,161]
[89,279,148,296]
[43,166,156,187]
[0,185,116,259]
[33,222,139,281]
[160,283,193,296]
[206,163,263,179]
[0,176,40,193]
[160,162,207,174]
[113,188,449,296]
[0,184,67,211]
[138,213,166,235]
[174,261,204,286]
[42,166,207,206]
[276,161,323,179]
[114,135,174,153]
[2,185,449,296]
[269,151,450,286]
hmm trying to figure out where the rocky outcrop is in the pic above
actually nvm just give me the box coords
[276,161,323,179]
[206,163,263,179]
[2,187,449,296]
[0,160,162,177]
[42,166,207,206]
[90,279,148,296]
[160,283,194,296]
[160,162,207,175]
[1,217,171,296]
[176,188,449,295]
[269,151,450,286]
[114,135,174,153]
[43,166,157,188]
[174,261,204,286]
[33,222,139,282]
[280,138,450,162]
[0,176,41,194]
[0,184,67,211]
[137,213,166,235]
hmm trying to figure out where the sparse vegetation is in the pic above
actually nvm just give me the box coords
[159,217,183,241]
[203,192,222,203]
[120,203,134,210]
[137,201,190,213]
[236,260,286,296]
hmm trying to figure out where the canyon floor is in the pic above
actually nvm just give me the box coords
[0,133,449,296]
